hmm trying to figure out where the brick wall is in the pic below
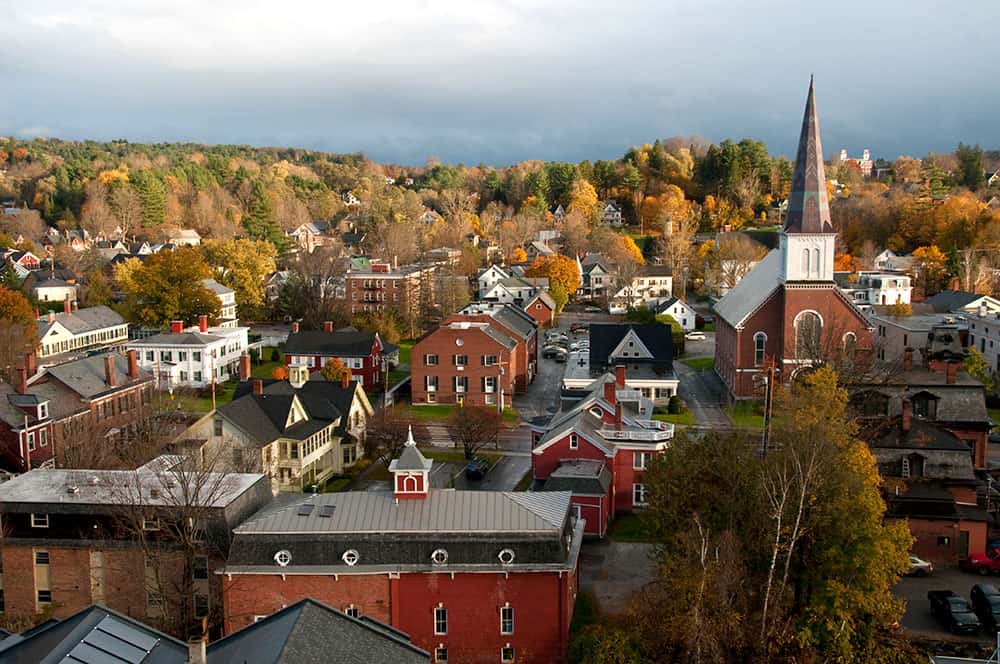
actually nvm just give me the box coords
[412,327,514,407]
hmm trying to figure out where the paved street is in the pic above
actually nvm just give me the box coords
[674,333,731,429]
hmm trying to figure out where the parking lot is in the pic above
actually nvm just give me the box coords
[895,564,997,643]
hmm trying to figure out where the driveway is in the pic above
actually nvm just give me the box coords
[579,540,657,615]
[454,454,530,492]
[895,565,997,644]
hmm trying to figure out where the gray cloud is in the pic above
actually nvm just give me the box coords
[1,0,997,165]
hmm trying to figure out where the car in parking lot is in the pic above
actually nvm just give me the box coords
[542,345,567,359]
[685,331,707,341]
[970,583,1000,630]
[464,458,490,481]
[907,554,934,576]
[584,305,603,313]
[928,590,982,634]
[570,323,588,334]
[961,547,1000,575]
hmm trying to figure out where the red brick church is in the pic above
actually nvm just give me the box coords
[714,79,874,398]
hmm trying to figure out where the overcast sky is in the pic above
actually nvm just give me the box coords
[1,0,997,166]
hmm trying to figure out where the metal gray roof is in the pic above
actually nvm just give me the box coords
[42,353,152,399]
[713,249,783,328]
[206,598,429,664]
[128,331,223,346]
[235,489,571,534]
[36,305,125,337]
[390,445,433,472]
[202,278,233,295]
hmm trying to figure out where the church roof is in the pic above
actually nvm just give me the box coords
[713,249,783,328]
[784,78,833,234]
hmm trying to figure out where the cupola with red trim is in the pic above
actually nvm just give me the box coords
[389,426,432,499]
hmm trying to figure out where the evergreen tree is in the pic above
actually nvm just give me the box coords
[956,143,985,190]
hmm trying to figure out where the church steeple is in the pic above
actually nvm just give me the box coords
[783,76,833,234]
[779,78,836,283]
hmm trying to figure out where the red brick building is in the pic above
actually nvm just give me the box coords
[221,436,583,664]
[455,302,539,391]
[0,351,155,471]
[524,290,556,328]
[283,323,391,388]
[411,320,517,407]
[531,367,674,537]
[0,457,270,634]
[714,79,874,399]
[344,261,436,317]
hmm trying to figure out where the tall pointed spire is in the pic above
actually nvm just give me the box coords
[783,77,833,234]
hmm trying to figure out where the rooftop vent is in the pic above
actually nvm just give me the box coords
[297,503,315,516]
[66,485,79,495]
[149,488,160,498]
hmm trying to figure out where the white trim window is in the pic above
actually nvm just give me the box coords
[753,332,766,367]
[434,646,448,662]
[633,483,647,506]
[500,605,514,635]
[633,451,652,471]
[434,606,448,635]
[31,513,49,528]
[569,434,578,450]
[501,645,515,663]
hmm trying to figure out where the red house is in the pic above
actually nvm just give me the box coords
[531,367,674,537]
[221,433,583,664]
[714,79,874,399]
[524,290,556,329]
[455,302,539,392]
[284,322,391,388]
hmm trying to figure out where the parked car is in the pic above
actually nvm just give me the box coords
[961,548,1000,575]
[570,323,588,334]
[547,331,568,342]
[685,331,706,341]
[584,305,603,313]
[464,458,490,481]
[971,584,1000,630]
[907,554,934,576]
[542,345,567,359]
[554,353,567,364]
[928,590,981,634]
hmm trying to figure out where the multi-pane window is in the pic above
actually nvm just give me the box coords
[34,551,50,565]
[31,513,49,528]
[753,333,766,367]
[482,355,498,366]
[434,647,448,663]
[37,590,52,604]
[633,451,652,470]
[214,419,224,436]
[633,483,647,506]
[453,354,468,367]
[500,605,514,634]
[193,555,209,580]
[345,605,359,618]
[569,434,578,450]
[501,646,515,663]
[434,606,448,635]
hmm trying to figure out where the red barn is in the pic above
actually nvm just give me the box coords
[221,431,583,664]
[531,367,673,537]
[283,323,391,389]
[714,79,874,399]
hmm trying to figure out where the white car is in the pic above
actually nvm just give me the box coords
[584,306,603,313]
[685,331,706,341]
[907,554,934,576]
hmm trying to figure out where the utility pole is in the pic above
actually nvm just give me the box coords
[761,358,776,457]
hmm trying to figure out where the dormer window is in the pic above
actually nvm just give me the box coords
[37,402,49,419]
[912,393,938,420]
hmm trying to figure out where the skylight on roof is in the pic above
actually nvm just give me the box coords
[297,503,315,516]
[318,505,336,518]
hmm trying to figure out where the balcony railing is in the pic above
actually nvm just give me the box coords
[598,425,674,442]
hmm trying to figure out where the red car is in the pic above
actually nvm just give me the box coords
[961,548,1000,575]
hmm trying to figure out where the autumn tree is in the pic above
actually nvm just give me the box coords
[320,358,352,383]
[119,248,221,327]
[912,245,949,295]
[447,406,503,460]
[964,347,994,392]
[525,254,581,296]
[0,286,37,379]
[201,238,277,318]
[567,179,599,221]
[363,408,423,470]
[509,247,527,264]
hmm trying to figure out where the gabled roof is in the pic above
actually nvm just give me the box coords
[0,604,187,663]
[284,329,380,357]
[713,249,783,328]
[207,598,429,664]
[923,290,999,313]
[527,289,556,310]
[588,323,673,369]
[36,305,125,338]
[638,264,672,277]
[42,353,152,399]
[202,278,233,296]
[231,378,370,438]
[218,388,339,446]
[783,78,834,234]
[652,297,694,315]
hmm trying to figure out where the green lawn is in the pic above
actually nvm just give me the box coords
[252,348,284,379]
[725,400,765,428]
[513,470,533,491]
[321,477,352,492]
[682,357,715,371]
[410,404,456,420]
[653,411,695,426]
[161,380,238,414]
[501,407,520,424]
[387,370,409,388]
[569,589,598,635]
[607,514,656,543]
[702,323,716,332]
[989,408,1000,428]
[397,340,414,366]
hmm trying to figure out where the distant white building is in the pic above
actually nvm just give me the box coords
[609,265,673,314]
[873,249,915,273]
[203,278,238,327]
[166,229,201,246]
[127,317,249,389]
[653,297,698,331]
[36,305,129,360]
[840,272,912,313]
[838,148,874,178]
[599,201,624,227]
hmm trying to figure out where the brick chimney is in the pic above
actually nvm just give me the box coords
[47,311,55,323]
[603,379,617,405]
[127,349,139,379]
[25,353,35,377]
[324,321,334,333]
[946,361,958,385]
[15,367,27,395]
[292,321,300,334]
[615,365,626,388]
[903,347,913,371]
[239,354,251,382]
[104,354,117,388]
[901,397,911,433]
[198,315,208,333]
[63,296,71,314]
[252,379,263,396]
[170,320,184,334]
[614,402,623,430]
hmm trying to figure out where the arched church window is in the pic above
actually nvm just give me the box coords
[795,311,822,360]
[802,248,810,274]
[813,248,821,277]
[753,332,766,367]
[843,332,856,360]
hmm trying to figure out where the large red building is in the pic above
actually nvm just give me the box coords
[714,79,874,399]
[283,323,390,388]
[221,431,583,664]
[531,367,674,537]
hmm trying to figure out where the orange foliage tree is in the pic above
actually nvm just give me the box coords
[525,254,581,295]
[0,286,38,379]
[321,358,353,383]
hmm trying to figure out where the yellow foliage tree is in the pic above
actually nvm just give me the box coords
[509,247,527,264]
[567,179,599,220]
[97,164,130,186]
[615,235,645,265]
[525,255,581,295]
